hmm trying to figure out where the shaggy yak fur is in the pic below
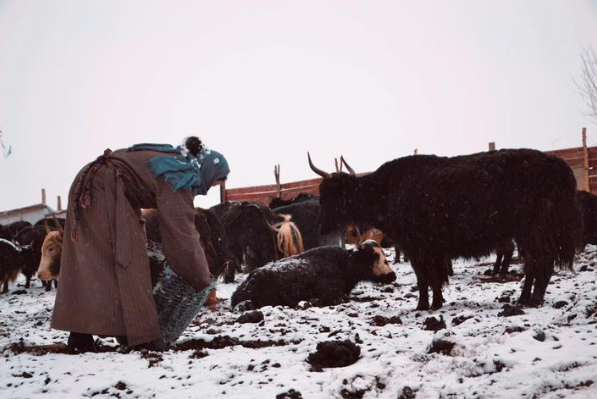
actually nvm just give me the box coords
[209,201,304,281]
[269,193,317,209]
[142,207,234,279]
[310,149,578,310]
[0,224,13,241]
[230,241,396,309]
[272,199,345,250]
[576,190,597,250]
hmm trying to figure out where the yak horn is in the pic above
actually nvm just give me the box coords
[340,155,356,176]
[308,152,330,178]
[52,213,64,235]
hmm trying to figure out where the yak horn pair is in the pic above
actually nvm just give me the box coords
[308,152,356,177]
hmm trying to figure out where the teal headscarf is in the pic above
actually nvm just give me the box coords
[128,143,230,196]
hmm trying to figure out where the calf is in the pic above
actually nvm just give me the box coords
[37,231,63,282]
[230,241,396,309]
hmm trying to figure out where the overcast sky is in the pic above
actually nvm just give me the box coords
[1,0,597,211]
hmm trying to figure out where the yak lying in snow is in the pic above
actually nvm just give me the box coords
[230,241,396,309]
[309,149,578,310]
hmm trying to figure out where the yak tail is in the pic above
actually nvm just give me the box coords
[547,192,579,272]
[273,214,304,258]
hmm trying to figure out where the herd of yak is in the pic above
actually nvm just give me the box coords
[1,148,597,315]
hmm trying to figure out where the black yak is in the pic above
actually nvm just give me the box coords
[16,225,54,289]
[230,241,396,309]
[309,149,578,310]
[272,199,345,250]
[209,201,304,280]
[0,238,32,294]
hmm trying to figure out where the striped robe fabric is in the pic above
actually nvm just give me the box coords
[52,149,211,346]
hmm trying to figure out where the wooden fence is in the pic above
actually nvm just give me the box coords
[222,129,595,205]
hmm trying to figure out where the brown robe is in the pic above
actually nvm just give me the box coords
[52,149,211,346]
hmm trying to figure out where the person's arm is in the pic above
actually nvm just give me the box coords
[156,182,211,292]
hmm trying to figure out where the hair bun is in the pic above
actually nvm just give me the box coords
[185,136,203,157]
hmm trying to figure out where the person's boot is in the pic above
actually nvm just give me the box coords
[135,338,169,352]
[67,332,97,354]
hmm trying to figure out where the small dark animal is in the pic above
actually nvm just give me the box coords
[0,238,31,294]
[309,149,578,310]
[230,241,396,309]
[269,193,316,209]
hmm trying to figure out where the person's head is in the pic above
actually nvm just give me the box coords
[182,136,204,157]
[182,136,230,194]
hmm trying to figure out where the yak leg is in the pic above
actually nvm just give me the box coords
[25,273,32,289]
[492,253,503,276]
[446,259,454,277]
[499,250,513,278]
[394,247,401,264]
[518,257,536,305]
[430,256,450,309]
[2,279,8,294]
[53,279,58,289]
[43,280,52,291]
[411,259,429,311]
[528,257,554,307]
[223,260,237,284]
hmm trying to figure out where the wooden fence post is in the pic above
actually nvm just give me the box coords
[583,127,590,192]
[220,180,227,203]
[489,142,496,151]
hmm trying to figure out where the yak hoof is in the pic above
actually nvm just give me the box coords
[415,302,430,311]
[431,301,443,311]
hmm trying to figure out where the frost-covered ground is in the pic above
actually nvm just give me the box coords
[1,247,597,399]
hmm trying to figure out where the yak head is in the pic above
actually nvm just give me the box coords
[37,230,63,281]
[308,153,359,235]
[348,240,396,284]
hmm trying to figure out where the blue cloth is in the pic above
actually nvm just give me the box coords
[128,143,230,196]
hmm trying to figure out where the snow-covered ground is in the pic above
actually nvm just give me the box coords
[1,247,597,399]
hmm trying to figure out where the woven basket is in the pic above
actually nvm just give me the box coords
[149,242,214,344]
